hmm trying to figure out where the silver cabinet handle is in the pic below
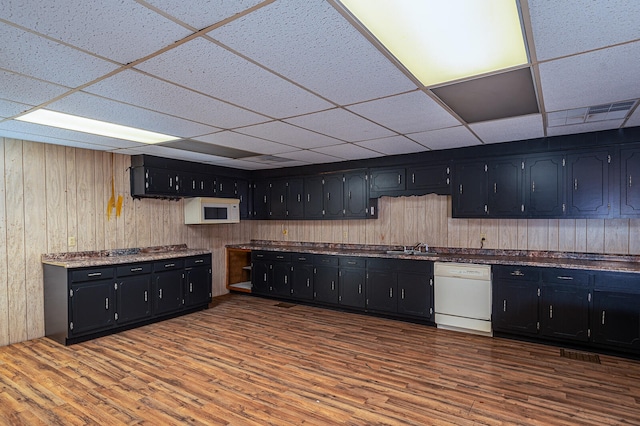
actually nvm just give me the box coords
[284,276,288,284]
[88,272,102,277]
[144,291,148,302]
[459,184,463,194]
[331,281,335,291]
[574,178,578,190]
[549,305,553,319]
[503,300,507,312]
[401,289,405,299]
[389,288,393,298]
[602,310,606,325]
[327,192,330,200]
[358,284,362,294]
[195,259,204,264]
[556,276,573,280]
[510,270,524,276]
[532,181,535,192]
[165,263,175,268]
[307,278,310,287]
[307,194,310,202]
[190,283,193,292]
[159,289,163,299]
[130,267,143,272]
[494,182,497,193]
[105,298,109,310]
[412,173,415,184]
[629,175,632,187]
[398,174,401,184]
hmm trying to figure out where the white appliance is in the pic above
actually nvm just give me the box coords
[184,197,240,224]
[434,262,492,336]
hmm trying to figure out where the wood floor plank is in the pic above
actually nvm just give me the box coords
[1,294,640,425]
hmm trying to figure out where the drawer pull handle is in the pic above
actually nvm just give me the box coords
[602,310,606,325]
[130,267,143,272]
[195,259,204,264]
[347,261,356,265]
[503,300,507,312]
[165,263,175,268]
[549,305,553,319]
[88,272,102,277]
[556,276,573,280]
[510,270,524,276]
[105,298,109,310]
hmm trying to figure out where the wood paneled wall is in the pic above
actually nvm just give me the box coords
[1,137,638,346]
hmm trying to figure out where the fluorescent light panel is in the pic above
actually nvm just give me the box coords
[339,0,529,87]
[16,109,179,144]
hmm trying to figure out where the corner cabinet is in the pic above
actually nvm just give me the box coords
[43,253,212,345]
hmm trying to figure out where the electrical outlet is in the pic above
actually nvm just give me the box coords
[343,231,348,239]
[68,236,76,247]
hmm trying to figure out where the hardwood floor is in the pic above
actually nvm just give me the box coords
[1,294,639,425]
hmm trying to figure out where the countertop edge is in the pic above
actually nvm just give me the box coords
[42,248,211,269]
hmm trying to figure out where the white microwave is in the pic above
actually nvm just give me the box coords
[184,197,240,224]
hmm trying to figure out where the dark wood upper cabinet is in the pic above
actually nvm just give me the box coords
[524,154,565,217]
[252,181,270,220]
[565,150,611,217]
[323,174,344,218]
[621,146,640,216]
[270,179,288,219]
[304,176,325,220]
[287,178,305,219]
[452,161,488,218]
[369,168,406,197]
[488,157,524,217]
[343,171,368,218]
[406,163,451,195]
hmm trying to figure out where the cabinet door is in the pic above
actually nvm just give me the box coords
[492,279,539,335]
[215,176,236,198]
[287,178,305,219]
[270,179,288,219]
[314,266,339,304]
[452,161,488,217]
[252,259,270,295]
[153,270,184,315]
[525,154,564,217]
[146,167,179,195]
[370,168,405,196]
[252,181,270,219]
[407,163,451,194]
[339,268,366,308]
[566,150,610,217]
[185,266,212,307]
[540,284,590,342]
[488,157,523,217]
[344,171,368,218]
[270,262,291,297]
[366,269,397,313]
[620,147,640,216]
[184,172,212,197]
[117,275,151,325]
[397,271,431,319]
[236,179,251,219]
[324,174,344,218]
[304,176,325,219]
[70,280,115,335]
[592,290,640,351]
[291,263,314,300]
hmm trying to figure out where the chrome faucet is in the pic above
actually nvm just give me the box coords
[410,242,429,253]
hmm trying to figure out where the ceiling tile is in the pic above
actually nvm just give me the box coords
[356,136,427,155]
[0,0,191,63]
[208,0,416,105]
[145,0,265,30]
[539,41,640,111]
[546,119,625,137]
[0,99,33,119]
[347,91,460,134]
[625,108,640,128]
[47,92,220,138]
[529,0,640,61]
[0,23,119,87]
[285,109,395,142]
[470,114,544,144]
[136,38,332,118]
[126,145,234,164]
[432,68,539,123]
[83,70,268,129]
[312,143,383,161]
[407,126,481,150]
[235,121,343,149]
[0,70,70,107]
[0,119,145,149]
[277,150,342,165]
[194,131,294,155]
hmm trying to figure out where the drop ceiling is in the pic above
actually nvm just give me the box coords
[1,0,639,170]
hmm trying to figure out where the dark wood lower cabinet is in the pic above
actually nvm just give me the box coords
[44,254,212,345]
[540,283,590,342]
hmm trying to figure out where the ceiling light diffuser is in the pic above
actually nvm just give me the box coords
[16,109,179,144]
[338,0,529,86]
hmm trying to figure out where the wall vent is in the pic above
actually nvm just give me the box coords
[548,100,637,127]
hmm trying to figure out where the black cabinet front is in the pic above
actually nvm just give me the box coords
[153,269,184,315]
[488,157,523,217]
[620,147,640,216]
[117,275,152,325]
[565,150,610,217]
[366,268,397,313]
[291,254,314,300]
[185,266,211,307]
[592,290,640,350]
[69,279,115,336]
[524,154,564,217]
[339,267,366,308]
[452,162,487,217]
[314,264,339,305]
[397,269,432,319]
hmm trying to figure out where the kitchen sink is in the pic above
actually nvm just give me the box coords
[385,250,437,256]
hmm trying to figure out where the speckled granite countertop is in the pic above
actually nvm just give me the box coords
[227,240,640,273]
[42,244,211,268]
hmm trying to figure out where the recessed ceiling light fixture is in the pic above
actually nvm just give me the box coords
[337,0,529,87]
[16,109,179,144]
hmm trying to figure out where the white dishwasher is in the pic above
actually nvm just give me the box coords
[434,262,492,336]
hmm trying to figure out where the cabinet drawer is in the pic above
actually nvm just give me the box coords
[542,268,591,285]
[340,256,366,268]
[594,271,640,292]
[116,263,152,277]
[272,252,291,262]
[315,255,339,267]
[367,258,397,270]
[396,259,431,274]
[184,255,211,268]
[71,267,114,283]
[153,259,184,272]
[292,253,314,264]
[493,265,540,282]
